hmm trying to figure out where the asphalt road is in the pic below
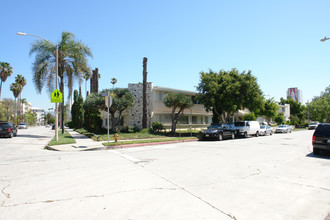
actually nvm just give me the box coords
[0,127,329,220]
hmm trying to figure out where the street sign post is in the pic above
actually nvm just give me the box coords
[102,92,112,142]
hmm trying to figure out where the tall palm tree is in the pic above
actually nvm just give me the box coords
[0,62,13,100]
[111,78,117,89]
[29,31,92,134]
[15,75,26,122]
[10,82,22,125]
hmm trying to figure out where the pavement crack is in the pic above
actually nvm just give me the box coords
[239,168,261,179]
[1,179,11,207]
[0,187,181,208]
[140,165,237,220]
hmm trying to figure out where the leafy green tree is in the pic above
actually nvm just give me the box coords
[102,88,134,132]
[0,62,13,100]
[29,31,92,134]
[0,98,16,121]
[83,92,103,132]
[163,92,193,134]
[242,112,256,121]
[197,68,263,122]
[71,90,84,129]
[261,98,279,122]
[307,85,329,122]
[279,97,306,124]
[274,112,285,125]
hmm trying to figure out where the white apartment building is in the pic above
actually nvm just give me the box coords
[101,83,212,130]
[31,107,45,125]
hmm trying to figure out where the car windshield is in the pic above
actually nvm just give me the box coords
[0,123,9,128]
[209,124,222,129]
[309,123,317,125]
[234,122,245,127]
[260,125,265,129]
[19,123,26,125]
[279,125,286,128]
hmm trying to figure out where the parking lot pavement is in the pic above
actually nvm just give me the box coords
[0,129,329,219]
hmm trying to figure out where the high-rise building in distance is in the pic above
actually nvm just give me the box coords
[287,87,303,103]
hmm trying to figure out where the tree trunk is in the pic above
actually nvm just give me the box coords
[142,57,148,129]
[0,80,2,100]
[60,78,65,134]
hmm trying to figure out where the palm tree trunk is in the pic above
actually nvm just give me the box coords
[0,80,2,100]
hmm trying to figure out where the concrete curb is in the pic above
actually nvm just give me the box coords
[105,139,198,150]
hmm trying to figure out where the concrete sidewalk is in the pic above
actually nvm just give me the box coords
[45,129,106,152]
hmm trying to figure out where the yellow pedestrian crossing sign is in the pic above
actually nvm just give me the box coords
[51,89,63,103]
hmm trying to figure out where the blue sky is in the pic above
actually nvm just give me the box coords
[2,0,330,111]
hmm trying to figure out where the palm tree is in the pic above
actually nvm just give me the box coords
[0,62,13,100]
[111,78,117,89]
[10,82,22,125]
[15,75,26,122]
[83,72,91,98]
[29,31,92,134]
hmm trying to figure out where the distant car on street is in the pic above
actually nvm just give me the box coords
[308,122,319,130]
[275,125,292,133]
[18,123,28,129]
[259,125,273,136]
[0,121,17,138]
[312,123,330,155]
[199,123,236,141]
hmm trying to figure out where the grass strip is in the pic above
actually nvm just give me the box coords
[48,130,76,146]
[103,137,197,146]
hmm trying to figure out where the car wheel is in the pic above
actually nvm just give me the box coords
[313,147,320,155]
[218,133,223,141]
[255,131,259,137]
[270,131,273,135]
[244,132,248,138]
[8,132,13,138]
[231,132,235,139]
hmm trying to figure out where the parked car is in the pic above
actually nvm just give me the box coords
[18,123,28,129]
[45,124,50,128]
[259,125,273,136]
[308,122,319,130]
[234,121,260,138]
[312,123,330,155]
[199,123,236,141]
[275,125,292,133]
[0,121,17,138]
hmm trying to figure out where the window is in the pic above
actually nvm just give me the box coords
[179,116,189,124]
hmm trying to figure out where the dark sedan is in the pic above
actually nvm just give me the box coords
[0,121,17,138]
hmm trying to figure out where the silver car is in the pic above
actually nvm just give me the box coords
[259,125,273,136]
[18,123,28,129]
[275,125,291,133]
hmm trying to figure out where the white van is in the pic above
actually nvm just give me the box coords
[234,121,260,138]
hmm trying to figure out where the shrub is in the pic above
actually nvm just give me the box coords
[151,121,164,132]
[242,113,256,121]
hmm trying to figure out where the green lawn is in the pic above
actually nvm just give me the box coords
[48,130,76,146]
[75,128,200,141]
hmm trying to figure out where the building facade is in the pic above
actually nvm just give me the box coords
[102,83,212,130]
[287,87,303,103]
[31,107,45,126]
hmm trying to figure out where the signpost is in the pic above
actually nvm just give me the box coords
[102,92,112,142]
